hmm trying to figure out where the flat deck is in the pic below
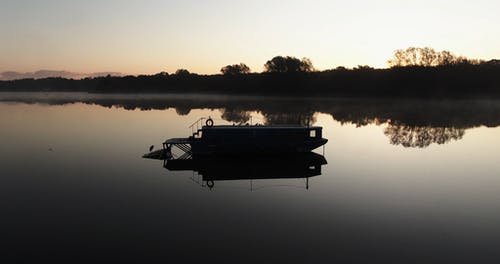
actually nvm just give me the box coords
[164,137,192,144]
[202,125,321,129]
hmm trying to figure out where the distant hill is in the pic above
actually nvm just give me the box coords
[0,70,122,81]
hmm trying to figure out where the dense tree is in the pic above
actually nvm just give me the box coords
[221,109,251,123]
[334,66,349,71]
[175,69,191,76]
[387,47,480,67]
[155,71,169,76]
[263,112,316,126]
[2,51,499,98]
[384,124,465,148]
[264,56,314,73]
[220,63,251,75]
[354,65,374,71]
[175,107,191,115]
[486,59,500,66]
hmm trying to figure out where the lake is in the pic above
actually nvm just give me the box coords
[1,92,500,263]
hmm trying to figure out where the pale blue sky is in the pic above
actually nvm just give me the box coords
[1,0,499,74]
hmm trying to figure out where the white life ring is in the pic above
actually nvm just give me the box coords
[205,118,214,127]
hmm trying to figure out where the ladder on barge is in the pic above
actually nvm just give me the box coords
[162,137,193,160]
[162,117,208,160]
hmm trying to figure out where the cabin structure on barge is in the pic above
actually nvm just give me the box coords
[161,117,328,159]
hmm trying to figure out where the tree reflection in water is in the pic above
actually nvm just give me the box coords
[219,108,317,127]
[175,106,191,116]
[1,94,498,149]
[384,122,465,148]
[220,109,251,124]
[220,109,467,148]
[263,112,317,126]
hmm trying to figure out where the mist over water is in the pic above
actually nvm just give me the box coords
[1,93,500,263]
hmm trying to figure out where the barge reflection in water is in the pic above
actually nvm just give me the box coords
[145,151,327,190]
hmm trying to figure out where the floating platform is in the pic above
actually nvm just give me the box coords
[142,118,329,189]
[157,119,328,158]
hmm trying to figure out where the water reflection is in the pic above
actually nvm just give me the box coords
[221,109,251,124]
[384,123,466,148]
[1,93,499,148]
[158,153,327,190]
[2,94,500,262]
[263,111,317,126]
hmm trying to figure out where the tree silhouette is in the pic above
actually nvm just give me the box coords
[220,63,251,75]
[437,50,456,66]
[354,65,374,71]
[263,112,316,126]
[388,47,436,67]
[155,71,169,77]
[175,106,191,115]
[388,47,481,67]
[221,109,251,123]
[175,69,191,76]
[486,59,500,66]
[264,56,314,73]
[384,123,465,148]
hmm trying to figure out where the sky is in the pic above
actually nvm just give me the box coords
[1,0,500,75]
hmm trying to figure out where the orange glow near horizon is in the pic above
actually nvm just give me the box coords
[1,0,499,75]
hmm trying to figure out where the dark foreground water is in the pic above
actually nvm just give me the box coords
[1,93,500,263]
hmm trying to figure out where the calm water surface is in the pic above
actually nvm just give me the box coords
[1,93,500,263]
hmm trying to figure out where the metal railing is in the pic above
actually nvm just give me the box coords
[188,117,206,134]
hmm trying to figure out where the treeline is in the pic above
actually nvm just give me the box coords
[1,47,499,98]
[3,93,499,129]
[2,94,499,147]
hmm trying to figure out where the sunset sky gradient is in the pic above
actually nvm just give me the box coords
[1,0,499,74]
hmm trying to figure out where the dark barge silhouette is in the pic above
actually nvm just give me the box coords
[143,117,329,188]
[154,118,328,158]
